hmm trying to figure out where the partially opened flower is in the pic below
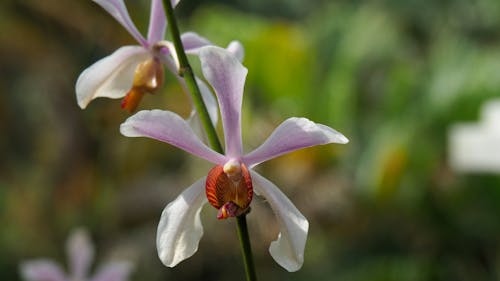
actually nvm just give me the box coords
[120,47,348,272]
[76,0,242,115]
[20,228,133,281]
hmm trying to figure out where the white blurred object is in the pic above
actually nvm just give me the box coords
[449,99,500,173]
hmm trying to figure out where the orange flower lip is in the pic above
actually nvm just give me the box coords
[121,58,164,113]
[205,162,253,219]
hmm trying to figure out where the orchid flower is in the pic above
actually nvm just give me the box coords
[75,0,242,118]
[20,228,133,281]
[120,47,348,272]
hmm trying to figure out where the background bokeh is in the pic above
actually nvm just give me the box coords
[2,0,500,280]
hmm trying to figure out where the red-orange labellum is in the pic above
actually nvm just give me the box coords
[205,163,253,219]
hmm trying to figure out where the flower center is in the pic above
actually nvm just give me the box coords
[205,160,253,219]
[121,57,164,113]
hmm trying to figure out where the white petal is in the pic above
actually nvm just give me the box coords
[90,262,133,281]
[66,228,94,280]
[200,46,248,158]
[226,40,245,62]
[157,178,207,267]
[76,46,149,109]
[250,171,309,272]
[243,117,349,167]
[92,0,147,46]
[120,110,226,165]
[19,260,67,281]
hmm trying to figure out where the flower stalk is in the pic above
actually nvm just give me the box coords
[236,214,257,281]
[162,1,257,280]
[162,0,222,153]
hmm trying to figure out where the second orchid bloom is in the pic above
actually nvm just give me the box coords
[120,47,349,272]
[75,0,241,118]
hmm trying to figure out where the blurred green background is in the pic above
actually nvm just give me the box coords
[1,0,500,280]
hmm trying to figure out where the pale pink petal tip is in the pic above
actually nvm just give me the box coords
[243,117,348,167]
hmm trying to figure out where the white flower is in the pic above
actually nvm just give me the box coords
[75,0,242,117]
[120,47,348,271]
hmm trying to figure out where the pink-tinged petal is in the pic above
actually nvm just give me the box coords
[147,0,166,44]
[90,262,133,281]
[183,36,245,63]
[226,41,245,62]
[120,110,226,164]
[66,228,94,280]
[19,260,67,281]
[250,171,309,272]
[157,178,207,267]
[92,0,147,46]
[200,46,248,158]
[76,46,150,109]
[182,32,212,54]
[243,117,349,167]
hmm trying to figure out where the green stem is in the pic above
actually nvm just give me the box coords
[162,1,257,280]
[236,214,257,281]
[163,0,222,153]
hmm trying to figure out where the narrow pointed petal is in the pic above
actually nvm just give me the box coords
[250,171,309,272]
[120,110,226,164]
[200,46,248,158]
[66,228,94,280]
[90,262,133,281]
[19,260,67,281]
[182,32,212,53]
[76,46,149,109]
[243,117,349,167]
[182,34,244,62]
[147,0,166,44]
[157,178,207,267]
[92,0,147,46]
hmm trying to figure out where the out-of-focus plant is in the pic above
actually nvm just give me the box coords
[20,228,133,281]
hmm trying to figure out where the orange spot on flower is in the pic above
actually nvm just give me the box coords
[121,88,145,113]
[205,163,253,219]
[121,57,164,113]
